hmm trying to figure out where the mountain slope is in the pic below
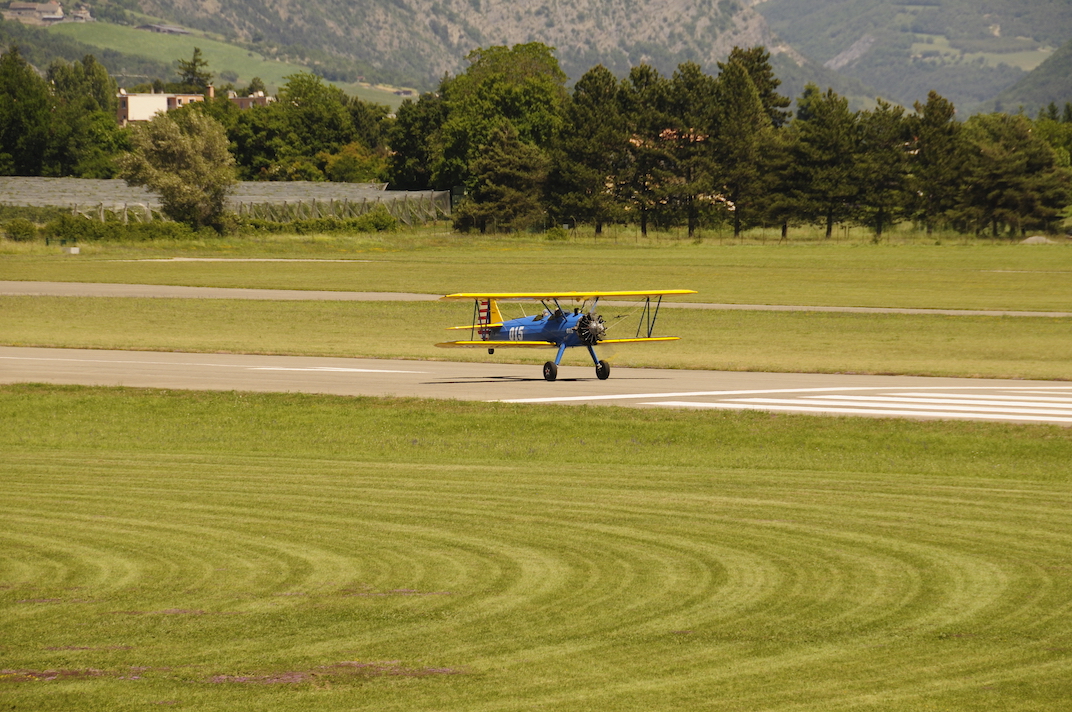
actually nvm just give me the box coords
[753,0,1072,113]
[982,37,1072,116]
[134,0,800,88]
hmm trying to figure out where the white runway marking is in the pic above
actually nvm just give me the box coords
[642,401,1072,424]
[501,385,1072,404]
[501,384,1072,424]
[500,386,892,404]
[638,388,1072,423]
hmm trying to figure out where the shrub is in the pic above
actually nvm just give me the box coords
[4,218,37,242]
[43,214,201,242]
[0,205,67,223]
[237,205,399,234]
[118,110,236,231]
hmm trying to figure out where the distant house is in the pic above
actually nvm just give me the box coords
[2,1,65,24]
[68,5,92,21]
[227,90,273,110]
[116,89,204,126]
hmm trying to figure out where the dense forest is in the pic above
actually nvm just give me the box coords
[2,42,1070,238]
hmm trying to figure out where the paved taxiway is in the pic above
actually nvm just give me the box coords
[3,281,1069,317]
[4,346,1070,425]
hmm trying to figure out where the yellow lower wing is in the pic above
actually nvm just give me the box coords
[600,337,680,344]
[436,340,557,349]
[435,337,679,349]
[441,290,696,302]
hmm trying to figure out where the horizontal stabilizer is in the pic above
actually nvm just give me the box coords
[446,323,504,330]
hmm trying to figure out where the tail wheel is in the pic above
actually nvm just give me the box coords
[595,360,611,380]
[543,361,558,381]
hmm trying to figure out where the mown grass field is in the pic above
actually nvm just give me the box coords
[3,233,1070,709]
[1,296,1069,380]
[2,385,1071,711]
[1,231,1071,311]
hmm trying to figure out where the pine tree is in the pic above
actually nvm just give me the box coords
[617,64,674,236]
[906,91,965,234]
[719,46,791,128]
[546,65,628,233]
[452,125,549,233]
[855,99,910,238]
[666,62,720,237]
[790,85,859,238]
[176,47,213,92]
[713,59,772,237]
[955,113,1071,236]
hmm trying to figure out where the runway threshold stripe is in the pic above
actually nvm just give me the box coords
[643,401,1072,423]
[892,392,1072,403]
[734,397,1072,417]
[809,395,1072,409]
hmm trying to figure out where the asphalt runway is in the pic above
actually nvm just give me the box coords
[4,346,1071,425]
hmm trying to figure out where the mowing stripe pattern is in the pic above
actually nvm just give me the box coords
[3,450,1072,710]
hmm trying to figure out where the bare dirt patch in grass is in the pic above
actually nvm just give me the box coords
[1,668,106,682]
[208,661,466,685]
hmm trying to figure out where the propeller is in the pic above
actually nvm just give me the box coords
[576,312,606,346]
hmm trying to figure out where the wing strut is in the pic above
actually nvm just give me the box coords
[635,295,665,339]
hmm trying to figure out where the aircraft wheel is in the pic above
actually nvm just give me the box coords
[595,360,611,380]
[543,361,558,381]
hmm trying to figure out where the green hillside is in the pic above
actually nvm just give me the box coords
[754,0,1072,113]
[0,16,172,82]
[982,37,1072,116]
[48,22,406,108]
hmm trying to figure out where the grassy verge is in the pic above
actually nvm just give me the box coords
[2,230,1070,311]
[1,296,1068,380]
[2,385,1070,711]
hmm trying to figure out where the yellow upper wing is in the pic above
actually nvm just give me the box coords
[440,290,696,302]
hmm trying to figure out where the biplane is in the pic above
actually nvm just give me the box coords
[436,290,696,381]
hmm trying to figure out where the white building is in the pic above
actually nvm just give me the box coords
[115,90,205,126]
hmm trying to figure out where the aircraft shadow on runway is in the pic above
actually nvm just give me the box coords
[425,376,581,384]
[425,375,666,385]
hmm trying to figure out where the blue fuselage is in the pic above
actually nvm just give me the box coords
[489,310,585,346]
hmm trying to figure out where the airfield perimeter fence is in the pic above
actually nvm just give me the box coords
[0,177,451,226]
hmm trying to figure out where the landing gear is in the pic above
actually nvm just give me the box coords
[543,361,558,381]
[595,359,611,380]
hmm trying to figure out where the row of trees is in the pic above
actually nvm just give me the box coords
[2,42,1071,237]
[386,43,1072,237]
